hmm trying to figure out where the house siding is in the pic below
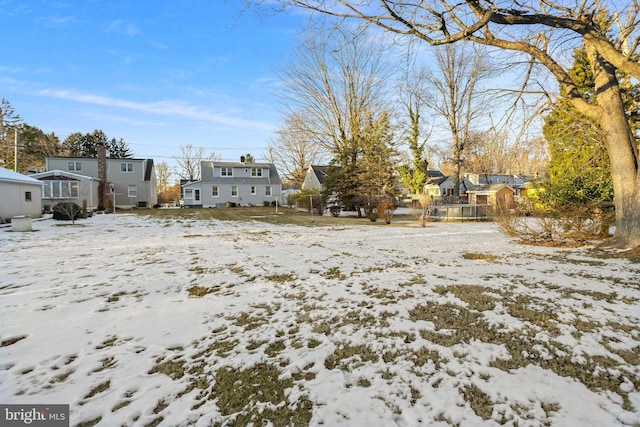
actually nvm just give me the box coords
[30,170,99,212]
[46,157,157,208]
[183,161,282,207]
[0,167,44,220]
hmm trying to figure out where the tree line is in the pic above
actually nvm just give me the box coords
[257,0,640,249]
[0,98,133,173]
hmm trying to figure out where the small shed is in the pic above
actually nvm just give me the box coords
[466,184,516,211]
[0,167,45,222]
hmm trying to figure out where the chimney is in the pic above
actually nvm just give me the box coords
[97,142,107,210]
[240,155,245,163]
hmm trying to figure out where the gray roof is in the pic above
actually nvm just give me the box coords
[200,161,281,185]
[310,165,329,184]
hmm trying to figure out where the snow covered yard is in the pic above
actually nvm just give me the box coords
[1,212,639,427]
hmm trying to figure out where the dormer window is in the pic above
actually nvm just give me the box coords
[221,167,233,177]
[251,168,263,177]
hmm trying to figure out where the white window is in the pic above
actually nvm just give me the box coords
[195,189,200,201]
[250,186,256,195]
[43,181,80,199]
[25,191,32,202]
[212,186,219,197]
[185,189,193,198]
[251,168,262,177]
[265,186,272,196]
[121,163,134,173]
[231,186,238,197]
[68,182,79,198]
[221,167,233,177]
[43,182,52,198]
[68,161,82,172]
[128,185,137,197]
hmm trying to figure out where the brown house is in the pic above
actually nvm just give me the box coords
[466,184,516,211]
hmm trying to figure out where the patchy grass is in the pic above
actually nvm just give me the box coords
[212,363,312,426]
[1,335,27,347]
[83,380,111,400]
[148,359,185,380]
[462,252,500,262]
[325,342,380,370]
[462,383,494,420]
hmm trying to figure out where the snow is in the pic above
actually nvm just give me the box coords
[1,213,639,426]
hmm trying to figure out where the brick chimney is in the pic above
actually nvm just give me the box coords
[97,142,107,210]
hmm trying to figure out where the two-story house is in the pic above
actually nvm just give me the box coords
[182,158,282,208]
[45,156,157,209]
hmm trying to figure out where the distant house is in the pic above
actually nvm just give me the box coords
[423,175,473,202]
[0,167,44,222]
[182,158,282,208]
[465,174,531,195]
[46,156,157,209]
[30,170,99,213]
[466,184,516,210]
[301,165,329,192]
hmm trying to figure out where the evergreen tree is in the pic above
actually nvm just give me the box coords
[541,46,638,210]
[323,112,397,217]
[62,130,133,158]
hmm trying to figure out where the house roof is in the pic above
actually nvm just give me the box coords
[47,156,150,162]
[467,183,515,193]
[30,170,94,181]
[199,161,281,185]
[0,167,45,186]
[424,176,449,186]
[309,165,329,184]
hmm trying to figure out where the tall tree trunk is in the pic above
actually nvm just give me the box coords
[586,42,640,248]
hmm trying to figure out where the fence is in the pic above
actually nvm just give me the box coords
[425,204,490,222]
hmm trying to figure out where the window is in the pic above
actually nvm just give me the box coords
[69,182,79,198]
[25,191,32,202]
[212,186,219,197]
[128,185,137,197]
[195,189,200,201]
[43,181,80,199]
[68,161,82,172]
[185,189,193,198]
[265,186,272,196]
[121,163,134,173]
[43,182,52,198]
[231,186,238,197]
[250,186,256,195]
[221,167,233,177]
[251,168,263,177]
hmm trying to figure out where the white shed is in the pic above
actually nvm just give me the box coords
[0,167,45,222]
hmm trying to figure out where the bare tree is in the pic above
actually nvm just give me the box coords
[396,68,432,195]
[263,0,640,248]
[276,24,394,214]
[155,161,173,204]
[173,144,219,181]
[425,44,492,197]
[277,24,393,157]
[265,110,330,188]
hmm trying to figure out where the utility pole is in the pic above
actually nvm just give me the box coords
[14,129,18,172]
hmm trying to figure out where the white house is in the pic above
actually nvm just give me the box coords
[0,167,45,222]
[183,158,282,208]
[30,170,99,213]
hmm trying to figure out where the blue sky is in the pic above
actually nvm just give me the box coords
[1,1,307,167]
